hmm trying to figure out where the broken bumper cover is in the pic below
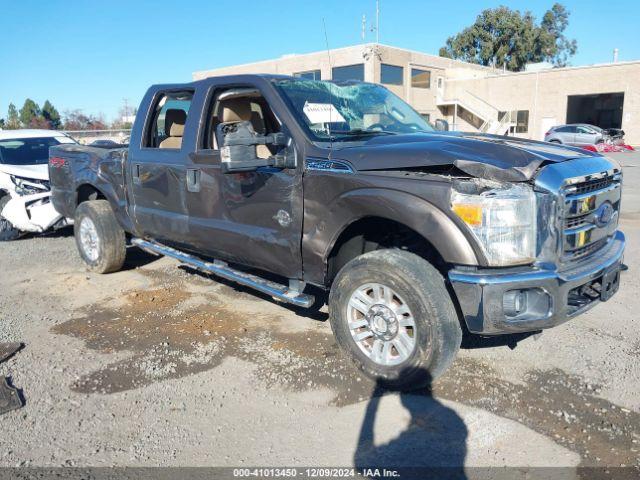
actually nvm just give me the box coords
[448,231,625,335]
[1,192,66,233]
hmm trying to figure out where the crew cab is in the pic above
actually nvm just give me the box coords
[49,75,625,388]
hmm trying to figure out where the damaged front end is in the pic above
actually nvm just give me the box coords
[1,175,69,233]
[448,156,624,335]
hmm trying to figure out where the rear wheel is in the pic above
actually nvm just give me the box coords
[0,196,20,241]
[74,200,126,273]
[328,249,462,390]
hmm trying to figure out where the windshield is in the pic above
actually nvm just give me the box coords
[273,79,434,141]
[0,137,65,165]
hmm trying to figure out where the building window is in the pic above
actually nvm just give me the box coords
[514,110,529,133]
[501,110,529,133]
[294,70,321,80]
[411,68,431,89]
[420,113,431,123]
[332,64,365,82]
[381,64,403,85]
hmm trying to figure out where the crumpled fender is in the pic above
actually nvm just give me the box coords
[302,187,482,285]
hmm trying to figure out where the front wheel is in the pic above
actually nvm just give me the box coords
[0,196,21,241]
[329,249,462,390]
[74,200,126,274]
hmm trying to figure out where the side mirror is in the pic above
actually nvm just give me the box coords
[217,121,293,174]
[435,119,450,131]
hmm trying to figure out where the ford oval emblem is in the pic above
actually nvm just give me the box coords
[595,202,614,228]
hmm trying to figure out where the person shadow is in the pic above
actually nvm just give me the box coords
[354,369,468,480]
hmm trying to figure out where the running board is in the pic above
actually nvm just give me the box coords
[131,238,315,308]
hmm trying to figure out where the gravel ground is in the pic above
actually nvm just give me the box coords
[0,152,639,476]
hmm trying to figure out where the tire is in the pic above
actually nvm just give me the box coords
[0,196,21,241]
[329,249,462,391]
[74,200,126,274]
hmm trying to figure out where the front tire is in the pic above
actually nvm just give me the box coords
[0,196,21,241]
[329,249,462,390]
[74,200,126,273]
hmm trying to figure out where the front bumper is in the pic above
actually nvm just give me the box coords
[448,231,625,334]
[1,192,66,233]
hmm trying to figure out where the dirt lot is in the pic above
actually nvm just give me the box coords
[0,153,639,476]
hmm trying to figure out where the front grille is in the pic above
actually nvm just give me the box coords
[561,172,621,261]
[569,176,615,195]
[565,213,590,229]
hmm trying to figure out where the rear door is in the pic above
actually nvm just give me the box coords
[185,81,303,278]
[557,125,577,145]
[127,89,194,244]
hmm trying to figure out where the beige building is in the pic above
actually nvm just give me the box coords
[193,43,640,145]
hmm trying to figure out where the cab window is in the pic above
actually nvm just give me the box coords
[145,90,194,149]
[205,87,281,154]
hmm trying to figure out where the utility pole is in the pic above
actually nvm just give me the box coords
[123,98,130,121]
[375,0,380,43]
[361,14,366,42]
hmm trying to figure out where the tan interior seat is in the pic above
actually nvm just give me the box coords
[220,99,272,159]
[159,109,186,149]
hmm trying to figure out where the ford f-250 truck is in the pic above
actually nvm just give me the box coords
[49,75,625,389]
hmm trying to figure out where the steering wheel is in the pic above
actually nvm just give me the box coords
[366,122,424,133]
[365,123,387,132]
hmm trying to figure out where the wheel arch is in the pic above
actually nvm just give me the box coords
[74,182,134,233]
[76,183,107,205]
[302,188,481,286]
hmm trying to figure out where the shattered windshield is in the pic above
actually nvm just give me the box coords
[273,79,434,141]
[0,137,63,165]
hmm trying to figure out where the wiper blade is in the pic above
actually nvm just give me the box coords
[330,129,396,138]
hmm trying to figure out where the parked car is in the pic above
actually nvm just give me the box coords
[89,139,124,148]
[0,129,75,240]
[544,124,606,146]
[49,75,625,389]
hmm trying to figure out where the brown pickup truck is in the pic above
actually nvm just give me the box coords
[49,75,625,389]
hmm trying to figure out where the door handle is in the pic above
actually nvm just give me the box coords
[187,168,201,192]
[132,163,141,185]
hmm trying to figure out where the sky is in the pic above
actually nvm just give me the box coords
[1,0,638,122]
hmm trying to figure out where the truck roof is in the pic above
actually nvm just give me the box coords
[150,73,312,91]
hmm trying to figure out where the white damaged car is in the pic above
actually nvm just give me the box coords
[0,129,75,240]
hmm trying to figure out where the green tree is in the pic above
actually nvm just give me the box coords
[536,3,577,67]
[42,100,62,129]
[19,99,41,127]
[6,103,20,129]
[439,3,577,71]
[0,118,5,129]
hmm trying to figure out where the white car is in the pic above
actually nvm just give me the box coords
[0,129,76,240]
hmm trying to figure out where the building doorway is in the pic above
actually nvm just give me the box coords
[566,92,624,129]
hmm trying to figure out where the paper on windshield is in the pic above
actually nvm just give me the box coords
[303,102,346,124]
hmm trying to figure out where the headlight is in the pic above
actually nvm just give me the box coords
[10,175,48,196]
[451,181,536,266]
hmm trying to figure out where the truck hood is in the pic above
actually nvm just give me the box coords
[331,132,600,182]
[0,163,50,181]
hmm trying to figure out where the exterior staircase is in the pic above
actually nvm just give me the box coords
[437,90,515,135]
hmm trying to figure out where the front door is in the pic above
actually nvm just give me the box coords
[574,125,598,146]
[128,90,194,244]
[185,84,303,279]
